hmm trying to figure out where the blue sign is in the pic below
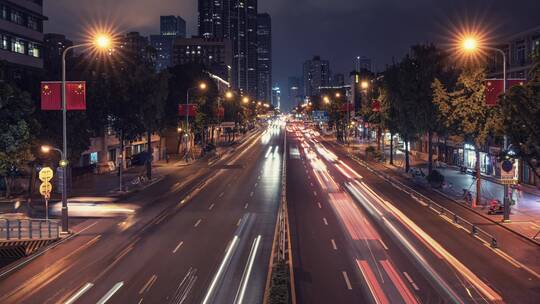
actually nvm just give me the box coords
[312,111,329,122]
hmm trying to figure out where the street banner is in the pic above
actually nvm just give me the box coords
[41,82,62,110]
[372,99,381,112]
[178,104,198,116]
[41,81,87,110]
[217,107,225,118]
[485,79,503,106]
[65,81,86,110]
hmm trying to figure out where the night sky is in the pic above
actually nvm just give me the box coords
[44,0,539,110]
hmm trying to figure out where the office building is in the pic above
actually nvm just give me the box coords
[198,0,259,97]
[271,86,280,109]
[150,16,186,71]
[288,76,302,105]
[172,37,232,80]
[332,73,345,86]
[118,32,154,65]
[256,13,271,103]
[0,0,46,84]
[303,56,330,96]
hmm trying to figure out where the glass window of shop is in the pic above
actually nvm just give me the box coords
[463,144,476,168]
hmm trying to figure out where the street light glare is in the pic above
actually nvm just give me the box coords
[95,34,111,49]
[225,91,234,99]
[242,97,249,104]
[361,81,369,89]
[41,145,51,153]
[199,82,207,90]
[462,37,478,51]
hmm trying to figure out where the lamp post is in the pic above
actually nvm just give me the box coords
[185,83,206,161]
[461,36,511,221]
[57,33,111,233]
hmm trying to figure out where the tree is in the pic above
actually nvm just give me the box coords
[433,66,502,204]
[499,50,540,178]
[0,82,36,197]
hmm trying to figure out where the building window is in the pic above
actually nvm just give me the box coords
[27,16,38,30]
[10,10,24,25]
[12,38,25,54]
[0,5,7,20]
[1,34,8,50]
[28,42,40,57]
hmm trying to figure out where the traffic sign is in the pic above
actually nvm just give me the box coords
[39,167,54,182]
[39,181,53,196]
[499,160,516,184]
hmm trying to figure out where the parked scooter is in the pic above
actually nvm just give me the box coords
[487,199,504,215]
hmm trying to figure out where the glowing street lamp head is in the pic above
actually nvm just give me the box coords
[199,82,207,90]
[462,37,478,52]
[361,81,369,90]
[225,91,234,99]
[242,97,249,104]
[95,34,112,49]
[41,145,51,153]
[323,96,330,104]
[335,92,341,98]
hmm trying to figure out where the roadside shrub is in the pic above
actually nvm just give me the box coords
[269,261,290,304]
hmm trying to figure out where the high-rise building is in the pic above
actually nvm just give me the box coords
[256,13,271,103]
[43,33,72,78]
[198,0,259,97]
[172,37,232,80]
[160,15,186,37]
[271,86,281,109]
[0,0,47,84]
[150,16,187,71]
[118,32,154,65]
[332,73,345,86]
[288,76,302,105]
[303,56,330,96]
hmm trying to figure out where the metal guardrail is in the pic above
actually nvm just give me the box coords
[0,218,60,241]
[350,155,499,248]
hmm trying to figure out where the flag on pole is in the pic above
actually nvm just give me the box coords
[484,79,503,106]
[178,104,198,116]
[66,81,86,110]
[41,82,61,110]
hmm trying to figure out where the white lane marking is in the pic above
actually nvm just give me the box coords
[173,241,184,254]
[403,271,420,291]
[208,203,215,210]
[342,271,353,290]
[219,192,224,198]
[203,236,240,304]
[379,239,389,250]
[234,235,262,304]
[257,175,261,180]
[97,281,124,304]
[237,218,242,226]
[331,239,338,250]
[250,191,254,197]
[194,219,202,227]
[65,282,94,304]
[254,182,258,187]
[323,218,328,226]
[317,203,322,209]
[139,274,158,295]
[313,191,317,196]
[310,182,314,187]
[244,203,249,209]
[137,298,143,304]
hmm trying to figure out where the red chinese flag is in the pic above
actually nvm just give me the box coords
[372,100,381,112]
[217,107,225,118]
[484,79,503,106]
[41,82,61,110]
[66,81,86,110]
[178,104,198,117]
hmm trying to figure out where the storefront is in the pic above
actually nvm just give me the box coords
[522,161,537,186]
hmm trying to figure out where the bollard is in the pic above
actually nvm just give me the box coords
[39,221,42,238]
[48,221,51,238]
[29,220,32,239]
[471,225,478,235]
[491,238,498,248]
[453,214,459,224]
[18,220,21,239]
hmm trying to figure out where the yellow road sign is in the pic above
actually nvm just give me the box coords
[39,167,54,182]
[39,181,53,196]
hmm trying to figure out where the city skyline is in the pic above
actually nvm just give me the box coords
[44,0,539,109]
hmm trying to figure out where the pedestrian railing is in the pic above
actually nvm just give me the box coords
[350,154,499,248]
[0,218,60,241]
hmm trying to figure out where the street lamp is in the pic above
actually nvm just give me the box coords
[360,80,369,90]
[225,91,234,100]
[242,97,249,104]
[335,92,341,98]
[185,82,207,161]
[323,96,330,104]
[57,33,113,233]
[460,35,510,221]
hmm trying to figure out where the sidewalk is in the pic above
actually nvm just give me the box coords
[329,136,540,242]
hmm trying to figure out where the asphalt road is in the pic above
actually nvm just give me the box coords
[287,124,540,304]
[0,125,284,304]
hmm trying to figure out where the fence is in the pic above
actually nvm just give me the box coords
[0,218,60,241]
